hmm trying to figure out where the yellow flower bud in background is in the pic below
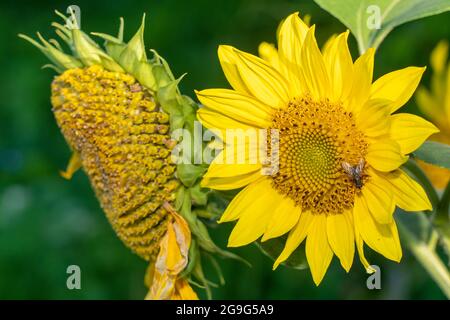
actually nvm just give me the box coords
[416,40,450,190]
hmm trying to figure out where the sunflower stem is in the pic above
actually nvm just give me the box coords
[428,230,439,250]
[398,220,450,298]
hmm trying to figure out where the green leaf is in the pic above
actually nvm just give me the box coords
[412,141,450,170]
[256,237,308,270]
[397,208,431,243]
[313,0,450,53]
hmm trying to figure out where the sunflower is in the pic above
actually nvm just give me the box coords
[416,40,450,189]
[195,12,438,285]
[21,10,206,299]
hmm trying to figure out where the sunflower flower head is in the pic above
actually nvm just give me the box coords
[21,9,232,299]
[196,12,438,285]
[416,40,450,189]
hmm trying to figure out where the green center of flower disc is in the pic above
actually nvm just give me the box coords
[270,95,368,215]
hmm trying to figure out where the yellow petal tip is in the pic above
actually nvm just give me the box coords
[272,261,281,270]
[59,170,73,180]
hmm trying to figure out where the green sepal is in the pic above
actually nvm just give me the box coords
[156,83,186,130]
[118,14,147,73]
[93,17,125,60]
[192,208,217,219]
[204,253,226,286]
[151,49,176,85]
[257,236,309,270]
[72,29,124,72]
[99,56,125,73]
[180,189,250,266]
[196,220,250,266]
[190,183,208,206]
[42,64,63,73]
[180,239,199,278]
[175,186,185,211]
[177,164,206,187]
[191,253,212,299]
[152,64,173,90]
[180,95,199,131]
[134,61,157,92]
[91,32,125,60]
[18,33,82,71]
[51,22,72,47]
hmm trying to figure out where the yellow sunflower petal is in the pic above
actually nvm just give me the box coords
[321,33,337,57]
[323,31,354,102]
[201,171,262,191]
[361,174,395,224]
[262,196,301,242]
[278,12,309,57]
[273,210,315,269]
[306,214,334,285]
[196,89,273,128]
[147,272,175,300]
[204,162,261,179]
[375,169,432,212]
[326,210,354,272]
[354,224,376,274]
[300,25,331,100]
[59,152,82,180]
[389,113,439,154]
[221,137,263,163]
[206,137,261,167]
[370,66,426,113]
[354,195,402,262]
[218,177,268,223]
[218,45,252,95]
[218,45,290,107]
[366,139,408,172]
[164,223,185,274]
[228,179,281,246]
[218,178,268,223]
[197,108,254,131]
[258,42,281,71]
[346,48,374,114]
[172,279,199,300]
[356,99,391,137]
[277,12,309,96]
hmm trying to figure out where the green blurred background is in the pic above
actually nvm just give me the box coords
[0,0,448,299]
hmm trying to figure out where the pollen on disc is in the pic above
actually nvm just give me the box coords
[51,65,179,261]
[269,95,368,215]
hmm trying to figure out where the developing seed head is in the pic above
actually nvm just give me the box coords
[51,65,179,260]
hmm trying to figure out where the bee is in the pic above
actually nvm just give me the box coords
[342,159,365,189]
